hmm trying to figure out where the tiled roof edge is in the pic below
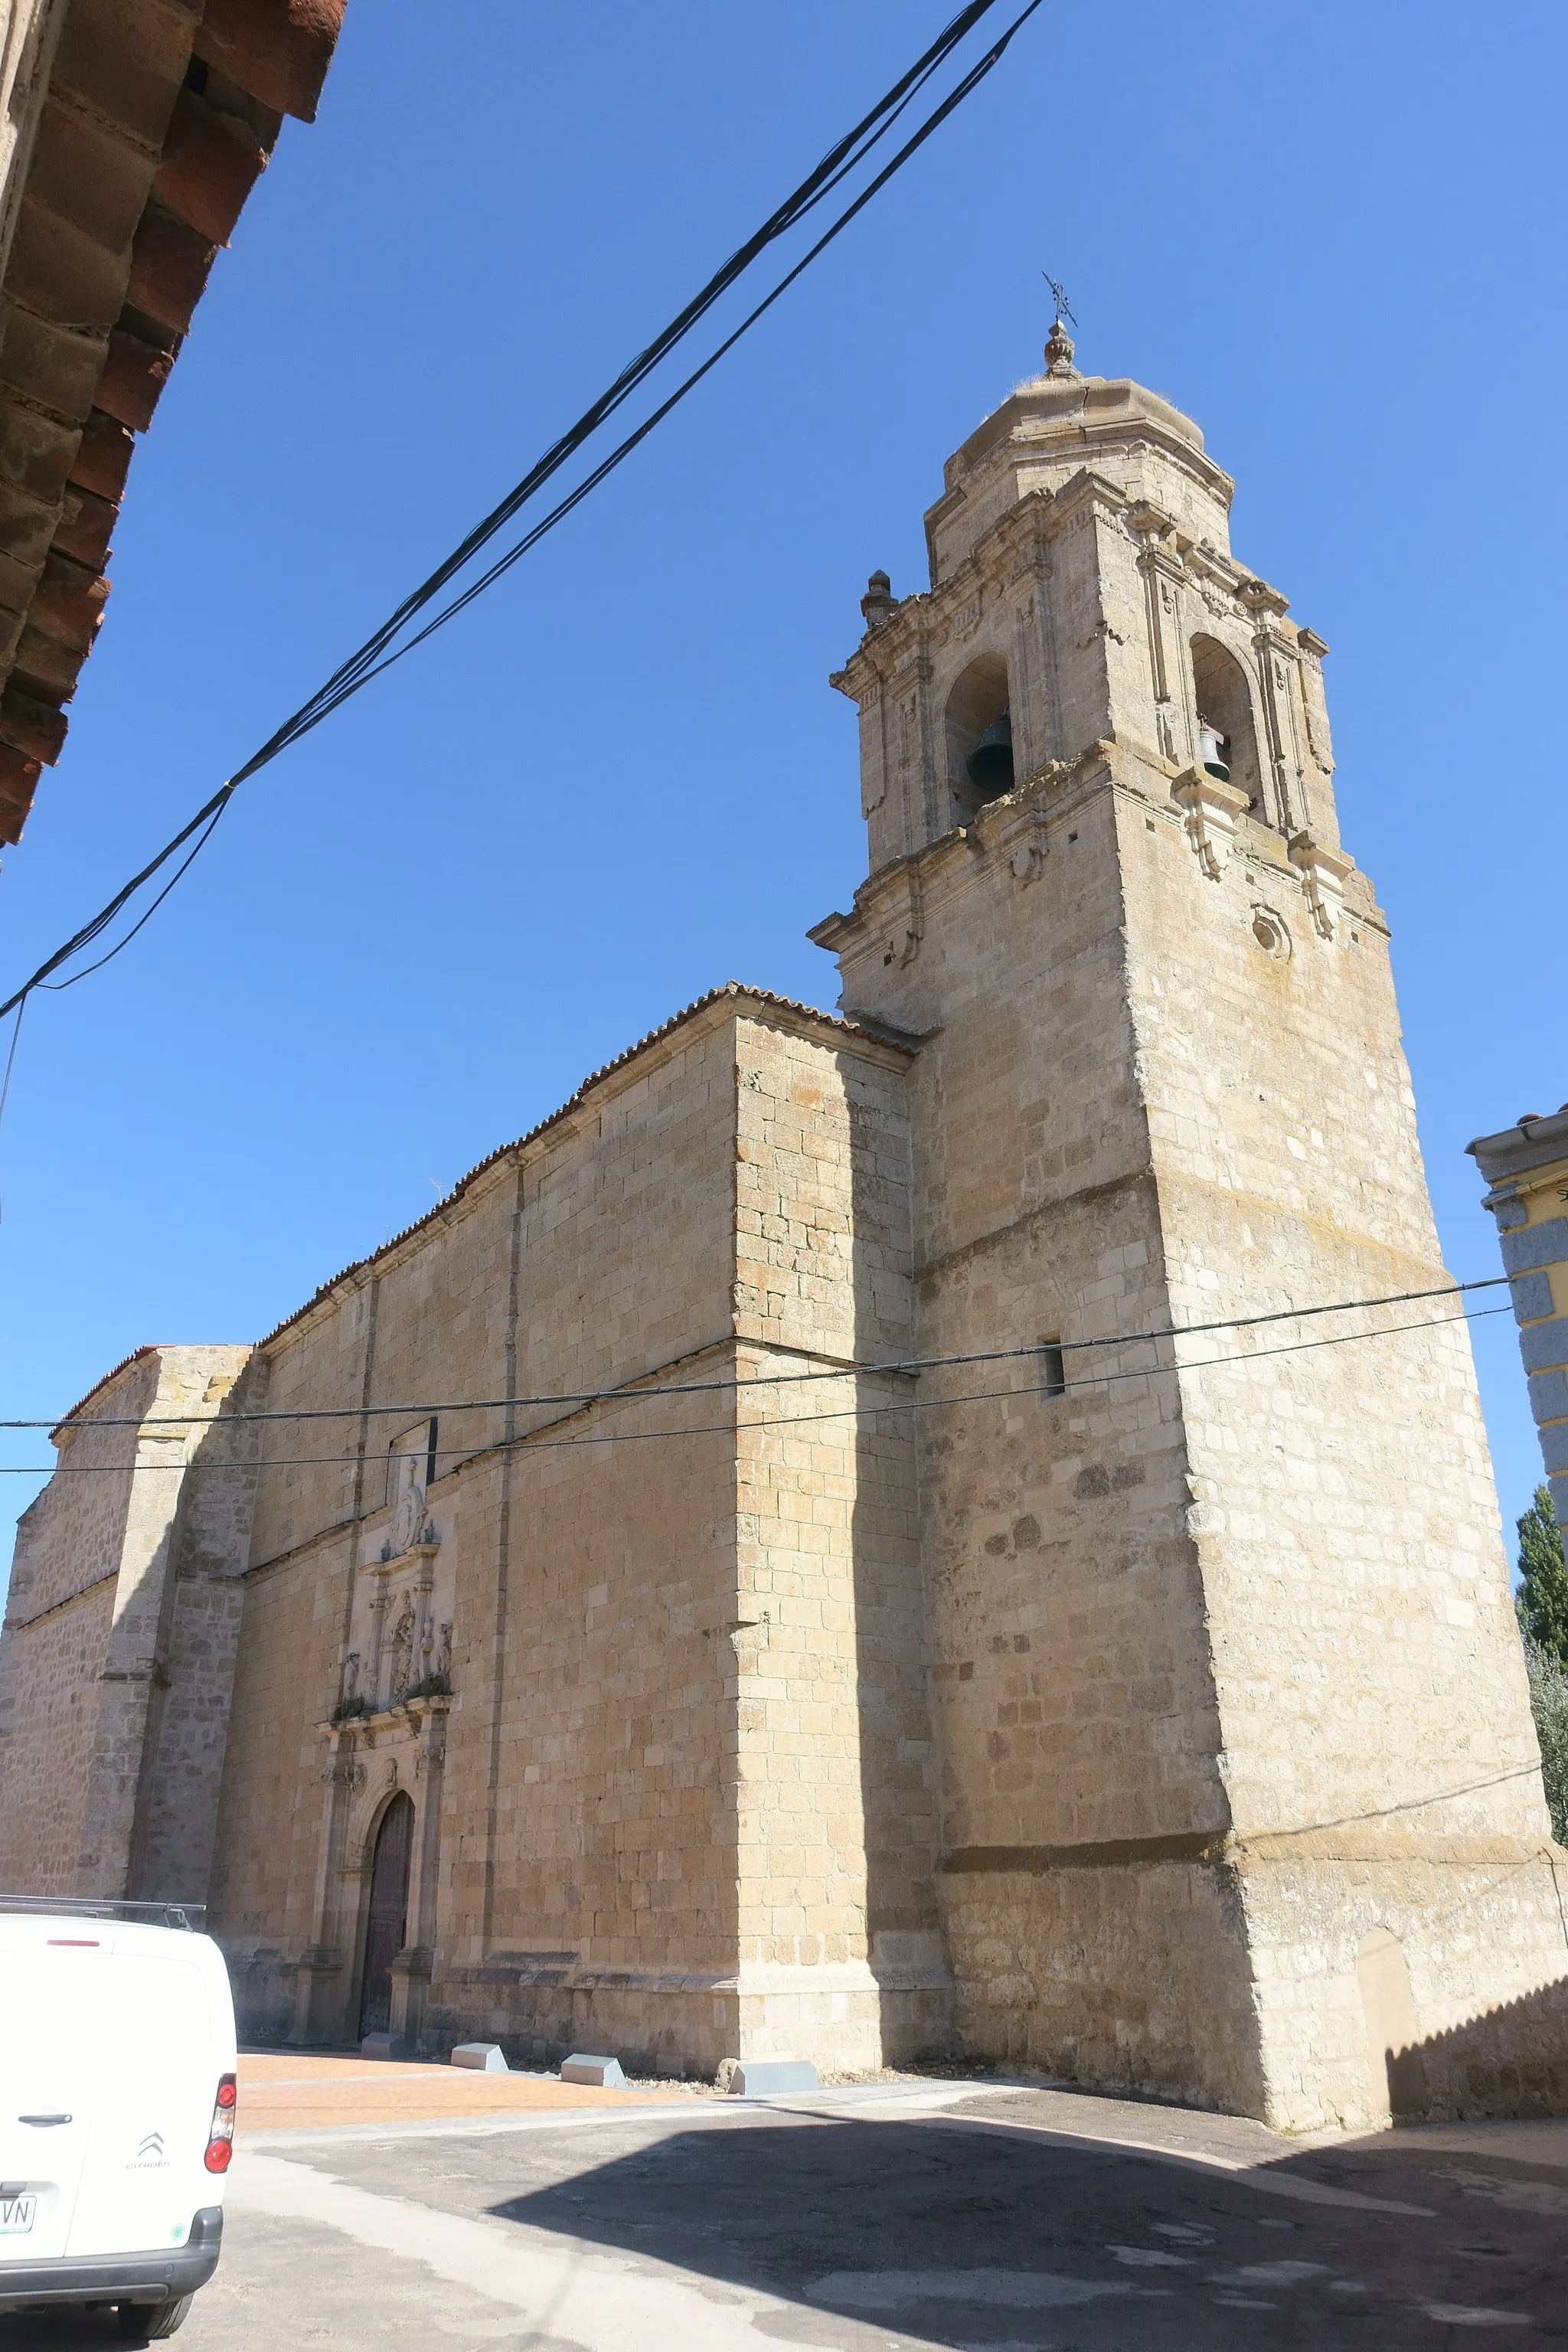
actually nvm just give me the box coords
[255,982,914,1354]
[50,1338,253,1441]
[51,1343,161,1440]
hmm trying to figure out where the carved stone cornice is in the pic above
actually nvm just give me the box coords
[1288,831,1356,939]
[1184,541,1244,595]
[815,745,1117,962]
[317,1691,451,1741]
[363,1537,439,1578]
[1236,573,1291,621]
[1038,466,1131,541]
[923,377,1234,577]
[831,599,932,704]
[831,491,1063,703]
[1171,766,1253,880]
[838,470,1133,710]
[1125,498,1193,564]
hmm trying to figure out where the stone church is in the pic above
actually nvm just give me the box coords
[3,323,1564,2129]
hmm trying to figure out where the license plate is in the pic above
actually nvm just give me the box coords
[0,2195,35,2233]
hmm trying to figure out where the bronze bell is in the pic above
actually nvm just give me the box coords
[1197,721,1230,782]
[966,713,1014,793]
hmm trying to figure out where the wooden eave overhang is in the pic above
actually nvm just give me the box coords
[0,0,348,846]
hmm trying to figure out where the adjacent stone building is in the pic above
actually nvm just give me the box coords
[1469,1108,1568,1527]
[3,325,1565,2127]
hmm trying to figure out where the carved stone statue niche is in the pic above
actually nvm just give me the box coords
[388,1595,416,1704]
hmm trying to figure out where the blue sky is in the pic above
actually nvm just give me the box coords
[2,0,1563,1594]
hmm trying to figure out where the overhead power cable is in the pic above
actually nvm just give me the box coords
[0,1294,1512,1469]
[0,0,1042,1034]
[5,1275,1509,1432]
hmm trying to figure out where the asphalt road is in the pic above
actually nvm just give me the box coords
[3,2079,1565,2349]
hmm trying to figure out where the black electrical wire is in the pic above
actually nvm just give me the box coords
[289,0,1050,710]
[0,1,1040,1031]
[0,1299,1516,1475]
[2,1273,1511,1434]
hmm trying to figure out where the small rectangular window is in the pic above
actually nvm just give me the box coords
[386,1416,439,1510]
[1037,1341,1067,1400]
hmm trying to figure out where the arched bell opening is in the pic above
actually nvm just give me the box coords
[1190,634,1264,816]
[357,1788,415,2041]
[945,652,1014,828]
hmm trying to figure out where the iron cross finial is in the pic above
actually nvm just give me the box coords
[1041,271,1076,328]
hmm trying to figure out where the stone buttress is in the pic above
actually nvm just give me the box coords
[0,1344,262,1907]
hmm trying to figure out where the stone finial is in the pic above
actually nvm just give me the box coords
[861,569,897,629]
[1044,315,1080,379]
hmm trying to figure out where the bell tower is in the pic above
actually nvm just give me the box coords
[811,320,1567,2128]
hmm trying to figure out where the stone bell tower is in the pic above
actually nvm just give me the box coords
[812,318,1568,2128]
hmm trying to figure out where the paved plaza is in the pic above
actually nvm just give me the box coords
[4,2061,1565,2349]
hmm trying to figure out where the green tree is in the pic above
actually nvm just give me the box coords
[1524,1642,1568,1847]
[1515,1485,1568,1668]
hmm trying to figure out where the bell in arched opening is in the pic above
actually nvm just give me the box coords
[1197,720,1230,781]
[966,711,1014,795]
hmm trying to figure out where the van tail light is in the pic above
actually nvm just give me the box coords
[204,2074,237,2173]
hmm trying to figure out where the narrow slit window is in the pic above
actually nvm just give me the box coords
[1037,1341,1067,1400]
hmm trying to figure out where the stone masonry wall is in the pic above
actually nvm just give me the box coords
[0,1344,253,1904]
[128,1351,270,1905]
[211,1006,748,2047]
[74,1346,253,1899]
[0,1353,152,1896]
[730,1015,940,2066]
[206,1524,349,2034]
[430,1382,738,2073]
[208,996,922,2073]
[818,752,1268,2113]
[1124,775,1546,1845]
[1115,762,1566,2125]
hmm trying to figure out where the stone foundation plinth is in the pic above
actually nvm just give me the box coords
[936,1854,1266,2115]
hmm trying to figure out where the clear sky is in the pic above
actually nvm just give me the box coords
[2,0,1563,1598]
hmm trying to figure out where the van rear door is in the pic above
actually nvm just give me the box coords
[66,1932,220,2261]
[0,1921,103,2262]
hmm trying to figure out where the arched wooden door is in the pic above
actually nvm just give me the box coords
[358,1791,414,2039]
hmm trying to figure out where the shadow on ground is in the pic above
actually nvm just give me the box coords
[0,2324,122,2351]
[474,2096,1566,2346]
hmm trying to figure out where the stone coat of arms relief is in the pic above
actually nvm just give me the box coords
[336,1419,456,1722]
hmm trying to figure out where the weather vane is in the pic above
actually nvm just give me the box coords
[1041,271,1076,328]
[1041,272,1078,377]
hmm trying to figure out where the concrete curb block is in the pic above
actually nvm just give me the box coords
[724,2060,819,2097]
[560,2054,626,2089]
[451,2042,509,2072]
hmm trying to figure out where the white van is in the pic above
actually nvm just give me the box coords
[0,1899,237,2341]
